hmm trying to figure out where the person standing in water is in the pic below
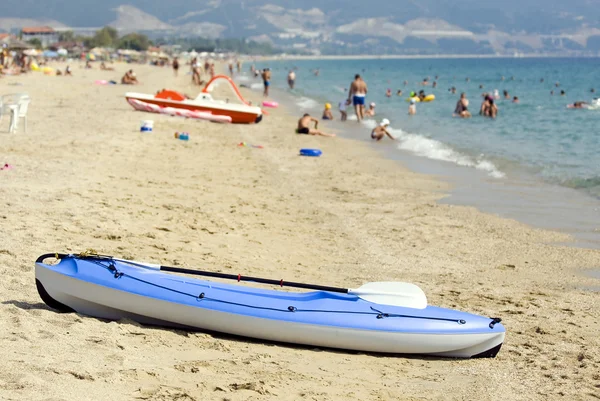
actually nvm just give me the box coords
[287,70,296,89]
[348,74,368,122]
[454,93,471,118]
[338,99,349,121]
[262,68,271,97]
[408,98,417,115]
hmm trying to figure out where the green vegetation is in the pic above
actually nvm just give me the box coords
[155,37,279,55]
[26,38,42,49]
[56,26,152,51]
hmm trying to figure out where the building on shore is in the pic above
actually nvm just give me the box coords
[21,26,59,47]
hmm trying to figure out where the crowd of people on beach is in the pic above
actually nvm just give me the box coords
[246,66,597,142]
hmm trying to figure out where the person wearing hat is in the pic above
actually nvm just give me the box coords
[370,119,395,141]
[408,97,417,115]
[322,103,334,120]
[365,102,376,117]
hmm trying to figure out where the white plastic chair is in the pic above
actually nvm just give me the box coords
[14,95,30,133]
[1,93,29,133]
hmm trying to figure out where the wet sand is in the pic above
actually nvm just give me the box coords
[0,62,599,400]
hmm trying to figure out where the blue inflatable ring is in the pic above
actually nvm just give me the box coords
[299,148,322,157]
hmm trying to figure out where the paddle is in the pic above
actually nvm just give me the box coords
[37,253,428,309]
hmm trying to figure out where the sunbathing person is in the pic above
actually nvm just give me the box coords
[121,70,139,85]
[100,62,114,71]
[296,114,335,137]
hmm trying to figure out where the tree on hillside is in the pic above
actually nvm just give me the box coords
[26,38,42,49]
[118,33,151,51]
[93,26,119,48]
[58,31,75,42]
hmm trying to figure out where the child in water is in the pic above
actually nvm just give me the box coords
[338,99,350,121]
[408,98,417,115]
[365,102,376,117]
[322,103,334,120]
[370,119,395,141]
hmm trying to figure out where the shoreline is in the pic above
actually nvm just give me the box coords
[256,77,600,250]
[255,54,600,61]
[0,62,599,400]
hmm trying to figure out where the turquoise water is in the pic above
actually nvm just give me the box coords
[251,58,600,197]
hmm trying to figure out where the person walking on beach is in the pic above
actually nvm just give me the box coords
[296,114,335,137]
[228,61,234,77]
[348,74,368,122]
[287,70,296,89]
[454,93,471,118]
[172,57,179,77]
[262,68,271,97]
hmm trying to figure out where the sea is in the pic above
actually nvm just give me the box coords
[236,57,600,249]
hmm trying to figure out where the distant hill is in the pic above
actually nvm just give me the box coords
[1,1,599,55]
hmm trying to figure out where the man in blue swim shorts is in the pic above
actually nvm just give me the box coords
[261,68,271,97]
[348,74,368,122]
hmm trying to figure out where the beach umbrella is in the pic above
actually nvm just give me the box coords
[57,48,68,56]
[6,37,32,50]
[23,48,39,56]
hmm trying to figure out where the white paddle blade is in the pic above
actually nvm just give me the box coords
[349,282,427,309]
[113,258,161,270]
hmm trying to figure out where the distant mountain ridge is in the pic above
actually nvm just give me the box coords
[1,1,599,54]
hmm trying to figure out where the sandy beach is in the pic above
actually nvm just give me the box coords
[0,62,599,400]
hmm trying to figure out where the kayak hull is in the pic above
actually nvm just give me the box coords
[35,256,505,358]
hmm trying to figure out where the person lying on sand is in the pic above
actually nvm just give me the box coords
[65,65,72,76]
[100,62,114,71]
[370,119,395,141]
[121,70,139,85]
[296,114,335,137]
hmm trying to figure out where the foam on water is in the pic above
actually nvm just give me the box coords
[388,126,505,178]
[296,97,320,110]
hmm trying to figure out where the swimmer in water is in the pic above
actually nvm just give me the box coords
[386,88,392,97]
[570,101,588,109]
[397,89,403,96]
[322,103,334,120]
[560,90,566,96]
[503,90,509,99]
[432,81,437,88]
[454,92,471,118]
[408,98,417,115]
[512,96,519,104]
[365,102,376,117]
[370,119,395,141]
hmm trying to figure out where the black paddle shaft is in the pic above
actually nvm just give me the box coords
[36,253,349,294]
[160,265,348,294]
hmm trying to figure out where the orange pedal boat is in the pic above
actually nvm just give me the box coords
[125,75,263,124]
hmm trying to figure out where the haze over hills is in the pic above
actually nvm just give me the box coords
[1,0,600,54]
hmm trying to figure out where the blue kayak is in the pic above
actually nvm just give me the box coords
[35,254,505,358]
